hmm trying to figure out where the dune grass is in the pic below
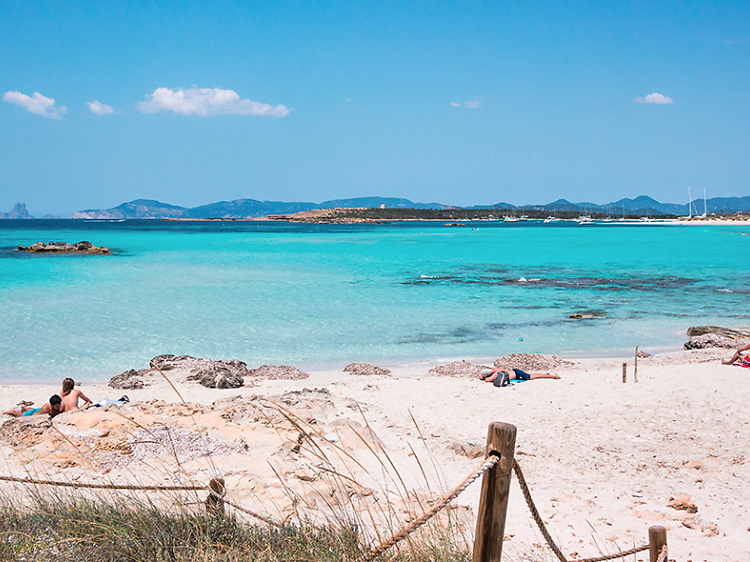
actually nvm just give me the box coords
[0,368,477,561]
[0,492,471,562]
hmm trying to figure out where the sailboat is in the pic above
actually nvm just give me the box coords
[684,186,696,220]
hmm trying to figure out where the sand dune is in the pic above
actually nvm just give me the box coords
[1,348,748,561]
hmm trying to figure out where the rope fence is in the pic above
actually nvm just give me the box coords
[0,421,671,562]
[0,474,204,491]
[513,459,651,562]
[359,454,499,562]
[207,489,282,528]
[0,473,280,527]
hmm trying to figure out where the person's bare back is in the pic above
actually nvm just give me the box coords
[60,378,92,412]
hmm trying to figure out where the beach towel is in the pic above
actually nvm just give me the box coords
[742,356,750,369]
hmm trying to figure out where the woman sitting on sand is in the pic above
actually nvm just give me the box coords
[60,377,93,412]
[480,367,560,387]
[4,395,63,418]
[723,343,750,367]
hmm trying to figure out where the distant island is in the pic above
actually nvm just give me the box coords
[2,194,750,220]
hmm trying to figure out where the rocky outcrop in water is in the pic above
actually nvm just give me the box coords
[343,363,391,376]
[684,326,750,350]
[2,203,33,219]
[109,369,150,390]
[684,334,739,350]
[687,326,750,339]
[148,355,249,388]
[187,363,246,389]
[109,356,313,389]
[17,241,110,254]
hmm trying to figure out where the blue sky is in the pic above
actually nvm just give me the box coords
[1,1,748,216]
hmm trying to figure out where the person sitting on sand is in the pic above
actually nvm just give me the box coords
[480,367,560,387]
[4,395,63,418]
[722,342,750,367]
[60,377,93,412]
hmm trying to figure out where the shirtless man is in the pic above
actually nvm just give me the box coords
[4,395,63,418]
[480,367,560,387]
[723,342,750,366]
[60,377,93,412]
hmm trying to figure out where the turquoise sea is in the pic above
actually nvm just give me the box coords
[1,219,748,382]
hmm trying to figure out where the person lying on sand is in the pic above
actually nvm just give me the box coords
[4,395,63,418]
[60,377,93,412]
[722,342,750,367]
[480,367,560,387]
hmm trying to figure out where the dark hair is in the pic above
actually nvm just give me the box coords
[49,395,62,406]
[61,378,75,397]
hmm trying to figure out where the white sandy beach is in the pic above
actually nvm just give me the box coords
[1,348,748,561]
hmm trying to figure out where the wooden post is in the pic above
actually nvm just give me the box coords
[206,477,226,517]
[649,525,667,562]
[634,347,639,383]
[622,362,627,383]
[472,422,517,562]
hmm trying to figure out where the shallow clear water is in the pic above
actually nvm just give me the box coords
[1,219,748,381]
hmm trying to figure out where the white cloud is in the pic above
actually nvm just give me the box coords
[87,100,114,116]
[136,86,291,117]
[3,90,66,119]
[450,100,480,108]
[636,92,674,105]
[345,98,353,102]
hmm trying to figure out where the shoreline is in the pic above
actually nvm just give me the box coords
[0,344,690,386]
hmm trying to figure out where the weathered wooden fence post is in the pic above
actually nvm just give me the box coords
[648,525,667,562]
[206,477,226,517]
[472,422,517,562]
[634,347,639,383]
[622,362,627,383]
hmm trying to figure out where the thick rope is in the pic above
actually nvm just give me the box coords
[0,474,204,491]
[208,489,282,528]
[513,458,569,562]
[359,454,499,562]
[656,544,668,562]
[571,545,649,562]
[514,459,650,562]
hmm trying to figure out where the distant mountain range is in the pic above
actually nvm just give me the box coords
[69,197,444,219]
[2,195,749,220]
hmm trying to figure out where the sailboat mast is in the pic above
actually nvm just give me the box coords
[703,188,707,216]
[688,186,692,219]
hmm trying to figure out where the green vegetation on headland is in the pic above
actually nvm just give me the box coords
[267,207,672,222]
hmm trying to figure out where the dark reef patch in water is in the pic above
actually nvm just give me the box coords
[396,325,501,345]
[403,269,697,292]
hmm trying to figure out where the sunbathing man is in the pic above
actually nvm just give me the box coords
[4,395,63,418]
[722,342,750,366]
[480,367,560,387]
[60,377,93,412]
